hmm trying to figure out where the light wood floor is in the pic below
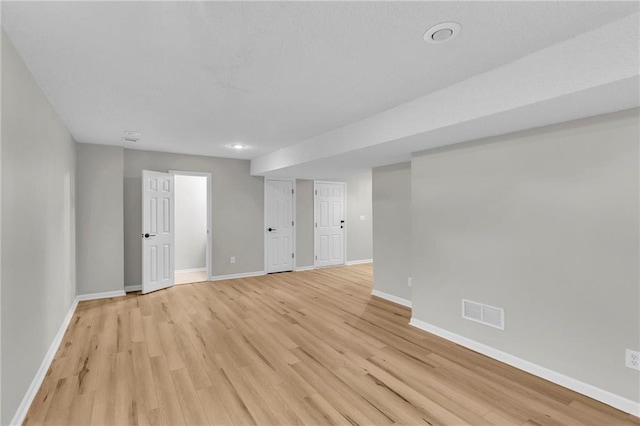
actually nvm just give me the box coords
[25,264,638,425]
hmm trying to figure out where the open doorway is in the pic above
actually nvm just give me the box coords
[171,171,212,284]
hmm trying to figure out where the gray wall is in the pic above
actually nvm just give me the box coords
[411,108,640,402]
[372,163,411,301]
[1,33,76,425]
[295,180,315,268]
[175,175,207,271]
[342,171,373,262]
[76,144,124,295]
[124,149,263,285]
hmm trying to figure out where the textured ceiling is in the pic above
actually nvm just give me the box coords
[2,1,637,162]
[252,11,640,177]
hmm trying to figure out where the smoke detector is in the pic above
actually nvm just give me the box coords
[424,22,461,44]
[123,131,141,143]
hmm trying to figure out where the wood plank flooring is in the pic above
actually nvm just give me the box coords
[24,264,639,425]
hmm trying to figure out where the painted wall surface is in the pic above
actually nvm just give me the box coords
[372,163,411,301]
[1,33,77,425]
[411,108,640,403]
[174,175,207,271]
[76,144,124,295]
[124,149,263,284]
[341,171,373,262]
[295,180,315,268]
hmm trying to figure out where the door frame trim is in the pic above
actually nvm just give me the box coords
[264,178,297,273]
[313,180,347,268]
[169,170,213,279]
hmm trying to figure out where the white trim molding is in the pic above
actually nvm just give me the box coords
[175,267,206,274]
[294,265,315,272]
[409,317,640,417]
[346,258,373,266]
[371,289,412,308]
[10,298,79,426]
[209,271,266,282]
[125,285,142,293]
[76,290,126,301]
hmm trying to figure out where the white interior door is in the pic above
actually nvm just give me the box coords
[315,181,345,267]
[266,179,294,273]
[142,170,175,294]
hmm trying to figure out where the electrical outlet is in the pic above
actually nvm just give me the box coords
[408,277,413,287]
[230,256,236,264]
[626,349,640,370]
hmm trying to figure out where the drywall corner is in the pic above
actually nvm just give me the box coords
[372,162,412,302]
[76,143,125,295]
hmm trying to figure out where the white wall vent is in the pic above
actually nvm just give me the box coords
[462,299,505,330]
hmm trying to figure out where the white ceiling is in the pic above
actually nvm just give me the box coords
[2,1,638,174]
[252,11,640,177]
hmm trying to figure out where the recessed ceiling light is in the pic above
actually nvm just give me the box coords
[424,22,461,44]
[230,143,246,150]
[122,137,139,143]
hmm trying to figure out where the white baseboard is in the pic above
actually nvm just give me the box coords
[346,258,373,266]
[175,267,206,274]
[294,265,315,272]
[409,317,640,417]
[10,297,79,426]
[209,271,265,282]
[76,290,126,301]
[371,289,412,308]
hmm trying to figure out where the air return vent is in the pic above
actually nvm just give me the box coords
[462,299,504,330]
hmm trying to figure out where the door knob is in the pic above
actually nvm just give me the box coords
[142,233,156,238]
[268,228,276,232]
